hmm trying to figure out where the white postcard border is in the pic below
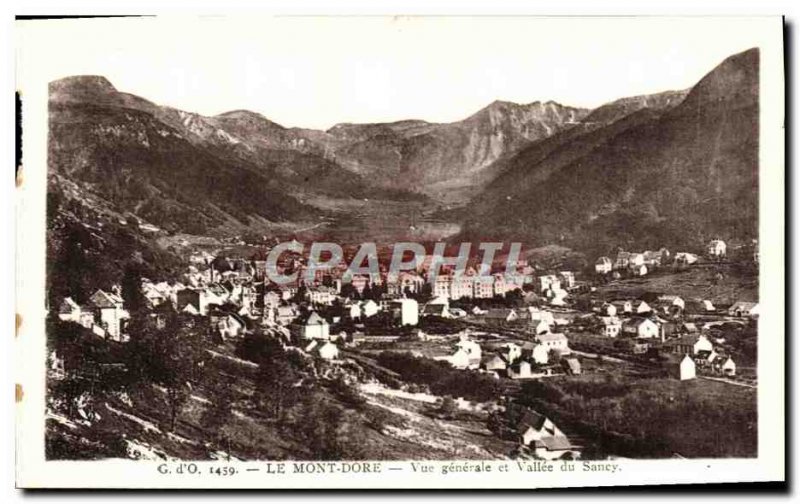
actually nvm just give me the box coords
[14,15,785,489]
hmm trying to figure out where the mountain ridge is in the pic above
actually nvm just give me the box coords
[48,47,759,253]
[460,47,759,257]
[50,75,592,198]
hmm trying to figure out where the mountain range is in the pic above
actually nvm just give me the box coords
[48,47,759,257]
[461,48,759,257]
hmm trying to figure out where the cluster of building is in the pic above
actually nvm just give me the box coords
[595,238,758,277]
[57,289,130,341]
[594,248,671,276]
[433,327,580,381]
[511,405,581,460]
[55,237,758,381]
[55,249,435,361]
[588,294,754,380]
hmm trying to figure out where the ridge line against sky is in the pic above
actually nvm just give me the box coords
[18,16,765,130]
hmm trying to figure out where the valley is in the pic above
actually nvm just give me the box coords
[44,47,762,464]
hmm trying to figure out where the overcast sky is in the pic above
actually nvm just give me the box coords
[18,16,771,130]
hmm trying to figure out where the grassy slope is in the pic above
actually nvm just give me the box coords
[46,340,516,462]
[542,373,757,458]
[595,263,758,305]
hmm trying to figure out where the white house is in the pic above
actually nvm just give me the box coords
[522,342,550,365]
[615,251,632,270]
[306,287,336,306]
[361,300,380,318]
[600,316,622,338]
[666,354,696,381]
[300,311,330,340]
[516,410,576,460]
[536,333,569,353]
[629,253,645,268]
[317,341,340,361]
[675,252,699,265]
[481,354,507,373]
[88,289,130,342]
[717,356,736,376]
[707,239,727,258]
[527,307,556,326]
[693,334,714,354]
[728,301,759,318]
[612,300,633,314]
[558,271,576,288]
[211,312,246,341]
[445,348,472,369]
[58,297,92,327]
[595,257,613,274]
[530,319,551,336]
[442,337,483,370]
[658,295,685,311]
[142,283,167,308]
[508,361,533,380]
[622,318,660,339]
[600,303,617,317]
[388,298,419,326]
[549,288,569,306]
[500,342,522,363]
[533,436,578,461]
[347,303,363,320]
[538,275,561,294]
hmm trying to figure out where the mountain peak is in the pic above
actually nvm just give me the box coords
[487,99,517,108]
[49,75,118,102]
[214,109,286,131]
[679,47,759,111]
[216,109,266,120]
[582,89,690,124]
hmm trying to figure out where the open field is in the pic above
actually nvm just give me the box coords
[596,263,758,305]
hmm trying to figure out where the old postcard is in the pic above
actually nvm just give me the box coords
[14,15,785,488]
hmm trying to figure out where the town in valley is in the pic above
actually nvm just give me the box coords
[45,47,760,463]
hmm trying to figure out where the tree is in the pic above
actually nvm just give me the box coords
[297,392,364,460]
[201,377,235,457]
[505,288,524,307]
[47,317,130,418]
[250,339,301,424]
[330,375,366,409]
[121,262,147,313]
[365,406,396,433]
[487,410,505,435]
[58,226,93,303]
[125,311,206,432]
[437,396,457,419]
[165,385,191,433]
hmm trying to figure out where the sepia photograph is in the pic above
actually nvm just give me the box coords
[13,14,785,489]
